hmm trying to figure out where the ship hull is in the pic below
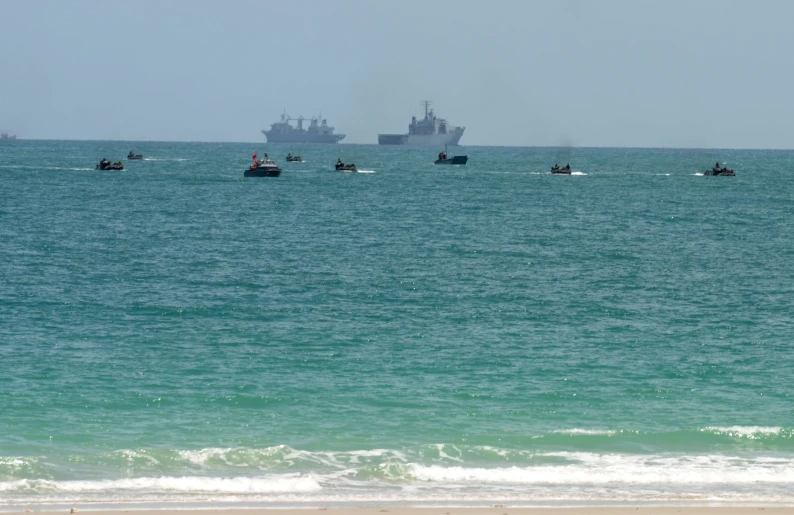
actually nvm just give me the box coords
[378,130,464,146]
[262,130,345,144]
[245,167,282,177]
[377,134,408,145]
[435,155,468,165]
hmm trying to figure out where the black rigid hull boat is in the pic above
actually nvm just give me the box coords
[705,162,735,176]
[434,147,468,165]
[245,154,282,177]
[96,158,124,170]
[551,164,572,174]
[335,160,357,172]
[127,151,143,160]
[245,162,282,177]
[286,154,302,162]
[435,155,468,165]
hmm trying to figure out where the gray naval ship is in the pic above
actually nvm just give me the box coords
[378,101,465,146]
[262,113,345,144]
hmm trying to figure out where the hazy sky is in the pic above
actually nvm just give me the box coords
[2,0,793,147]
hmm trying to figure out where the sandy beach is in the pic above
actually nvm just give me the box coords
[17,508,794,515]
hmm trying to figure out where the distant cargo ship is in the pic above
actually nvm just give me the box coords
[378,101,465,146]
[1,132,17,140]
[262,113,345,144]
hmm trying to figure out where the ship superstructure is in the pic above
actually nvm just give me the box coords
[1,133,17,140]
[378,101,465,146]
[262,113,345,144]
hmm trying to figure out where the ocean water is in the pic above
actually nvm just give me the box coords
[1,140,793,508]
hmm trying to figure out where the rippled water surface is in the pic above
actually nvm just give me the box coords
[1,141,793,507]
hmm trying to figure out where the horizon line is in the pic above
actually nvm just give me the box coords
[5,138,794,152]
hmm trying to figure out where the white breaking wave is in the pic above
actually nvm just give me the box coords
[0,458,29,466]
[178,446,286,467]
[0,474,321,493]
[702,426,783,437]
[550,428,618,436]
[409,452,794,484]
[570,171,587,175]
[176,445,407,468]
[5,446,794,505]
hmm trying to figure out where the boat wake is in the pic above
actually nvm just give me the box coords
[1,165,95,171]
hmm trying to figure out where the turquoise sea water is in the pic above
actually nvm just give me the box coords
[1,140,793,508]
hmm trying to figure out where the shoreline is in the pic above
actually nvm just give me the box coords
[7,508,794,515]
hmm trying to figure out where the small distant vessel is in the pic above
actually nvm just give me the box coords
[1,133,16,140]
[379,101,465,146]
[286,153,302,162]
[262,113,345,143]
[434,146,468,165]
[96,158,124,170]
[335,159,357,172]
[245,152,282,177]
[551,164,572,174]
[705,162,735,176]
[127,151,143,160]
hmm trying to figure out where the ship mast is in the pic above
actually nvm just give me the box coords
[421,100,432,119]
